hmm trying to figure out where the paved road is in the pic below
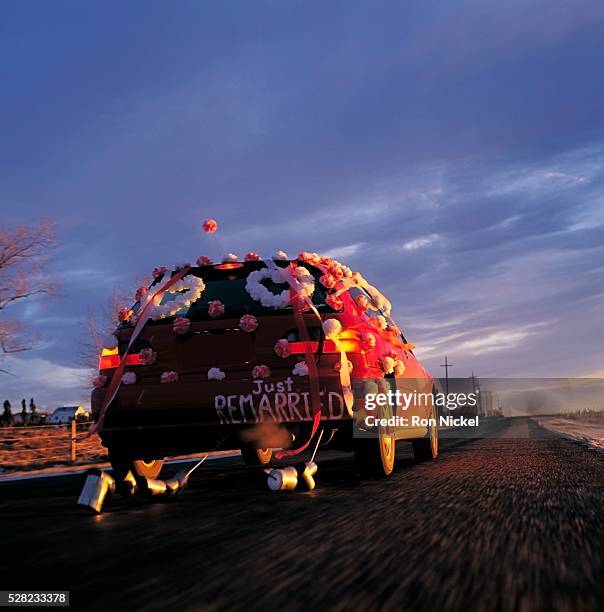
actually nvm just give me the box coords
[1,417,603,612]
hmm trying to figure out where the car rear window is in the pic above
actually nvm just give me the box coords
[141,261,330,321]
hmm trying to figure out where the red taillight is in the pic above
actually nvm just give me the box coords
[287,329,363,354]
[289,340,337,354]
[98,348,142,370]
[99,353,120,369]
[125,353,142,366]
[288,339,365,354]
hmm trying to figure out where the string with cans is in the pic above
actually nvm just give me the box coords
[77,433,233,514]
[265,428,324,492]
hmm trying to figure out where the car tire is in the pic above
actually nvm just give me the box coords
[411,399,439,460]
[353,377,396,478]
[130,459,165,478]
[109,450,165,480]
[353,427,396,478]
[240,446,273,466]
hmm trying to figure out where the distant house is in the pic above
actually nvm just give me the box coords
[47,406,90,424]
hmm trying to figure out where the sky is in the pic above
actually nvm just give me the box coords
[1,0,603,411]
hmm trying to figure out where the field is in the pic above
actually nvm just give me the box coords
[0,424,107,474]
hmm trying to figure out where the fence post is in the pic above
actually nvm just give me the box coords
[70,419,77,463]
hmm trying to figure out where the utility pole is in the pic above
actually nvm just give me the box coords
[440,356,453,396]
[471,372,482,416]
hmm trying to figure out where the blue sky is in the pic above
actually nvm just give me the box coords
[1,1,603,410]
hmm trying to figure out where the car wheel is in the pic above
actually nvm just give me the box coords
[240,446,273,466]
[109,450,165,480]
[130,459,165,478]
[353,380,396,478]
[411,400,439,460]
[353,428,396,478]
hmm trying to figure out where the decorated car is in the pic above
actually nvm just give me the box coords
[91,250,437,480]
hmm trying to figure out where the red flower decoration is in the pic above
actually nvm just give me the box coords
[362,333,376,351]
[152,266,167,279]
[161,371,179,384]
[139,348,157,366]
[327,264,344,281]
[326,294,344,311]
[274,339,291,358]
[208,300,225,318]
[135,286,148,302]
[202,219,218,233]
[297,252,322,266]
[252,365,271,379]
[172,317,191,335]
[239,314,258,332]
[319,274,337,289]
[245,252,261,261]
[355,294,370,313]
[118,307,132,323]
[196,255,213,266]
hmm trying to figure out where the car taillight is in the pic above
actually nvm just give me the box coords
[287,329,363,354]
[289,340,338,354]
[98,347,142,370]
[338,329,364,353]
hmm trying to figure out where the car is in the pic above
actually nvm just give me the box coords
[91,252,438,480]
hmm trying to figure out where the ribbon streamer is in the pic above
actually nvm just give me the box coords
[274,274,322,459]
[269,260,353,458]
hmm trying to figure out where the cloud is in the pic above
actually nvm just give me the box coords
[399,234,440,252]
[322,243,364,259]
[455,330,531,355]
[0,356,91,411]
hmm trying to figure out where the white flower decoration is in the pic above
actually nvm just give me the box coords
[122,372,137,385]
[208,367,226,381]
[292,361,309,376]
[272,250,288,260]
[322,318,342,339]
[222,253,238,263]
[245,266,315,309]
[394,359,406,376]
[149,275,206,320]
[381,356,396,374]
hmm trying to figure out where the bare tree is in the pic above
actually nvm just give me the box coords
[75,306,106,376]
[0,220,56,367]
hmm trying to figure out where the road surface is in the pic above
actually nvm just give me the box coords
[1,417,603,611]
